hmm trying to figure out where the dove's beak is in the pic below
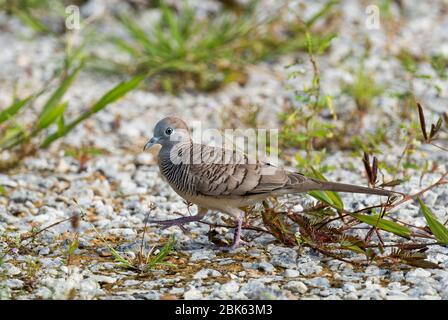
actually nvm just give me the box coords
[143,137,159,151]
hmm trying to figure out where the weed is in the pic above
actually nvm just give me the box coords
[342,63,384,112]
[85,202,176,273]
[90,0,337,92]
[278,29,336,172]
[0,0,69,34]
[0,59,143,171]
[268,105,448,269]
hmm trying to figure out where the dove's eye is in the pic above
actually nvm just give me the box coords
[165,127,173,135]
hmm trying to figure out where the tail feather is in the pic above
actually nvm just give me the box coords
[301,177,395,197]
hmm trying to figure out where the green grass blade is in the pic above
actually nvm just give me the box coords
[418,198,448,244]
[37,101,67,129]
[13,8,50,33]
[120,15,163,57]
[160,2,182,47]
[0,126,25,149]
[90,223,135,269]
[309,166,344,209]
[110,37,140,57]
[41,64,82,115]
[90,74,145,113]
[306,0,338,28]
[41,74,144,148]
[351,213,412,238]
[0,96,32,124]
[145,236,176,270]
[340,240,366,255]
[309,190,336,207]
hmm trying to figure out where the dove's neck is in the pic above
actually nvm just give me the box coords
[158,141,196,195]
[158,140,193,165]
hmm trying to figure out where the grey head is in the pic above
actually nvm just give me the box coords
[143,116,191,151]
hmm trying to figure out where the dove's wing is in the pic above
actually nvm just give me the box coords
[188,144,309,196]
[159,143,395,198]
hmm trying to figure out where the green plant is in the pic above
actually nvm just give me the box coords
[278,30,337,172]
[430,54,448,80]
[342,63,384,112]
[0,61,144,171]
[90,0,337,92]
[91,222,176,272]
[0,0,70,34]
[262,168,448,268]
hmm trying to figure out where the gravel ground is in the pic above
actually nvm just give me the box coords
[1,0,448,300]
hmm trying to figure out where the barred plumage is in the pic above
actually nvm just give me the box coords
[145,116,397,250]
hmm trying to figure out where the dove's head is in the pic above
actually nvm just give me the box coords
[144,116,191,151]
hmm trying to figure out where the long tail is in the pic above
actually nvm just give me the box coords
[299,177,396,197]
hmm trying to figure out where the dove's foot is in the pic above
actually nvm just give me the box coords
[150,215,203,230]
[213,214,246,251]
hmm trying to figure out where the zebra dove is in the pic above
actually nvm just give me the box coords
[143,116,395,250]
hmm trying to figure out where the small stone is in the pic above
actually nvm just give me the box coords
[34,287,53,299]
[221,281,240,294]
[258,262,275,273]
[90,275,117,284]
[344,293,358,300]
[284,269,300,278]
[406,268,431,278]
[306,277,330,289]
[390,271,404,282]
[284,281,308,294]
[184,287,203,299]
[108,228,136,237]
[139,291,160,300]
[123,280,140,286]
[169,287,185,295]
[342,283,357,293]
[269,246,298,269]
[5,279,24,289]
[365,265,380,276]
[4,264,21,276]
[193,269,222,279]
[190,249,216,262]
[299,262,322,276]
[135,153,154,165]
[242,262,255,269]
[39,247,50,256]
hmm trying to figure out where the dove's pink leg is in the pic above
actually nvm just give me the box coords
[216,211,246,251]
[229,215,243,249]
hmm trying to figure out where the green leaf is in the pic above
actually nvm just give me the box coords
[90,74,145,113]
[418,198,448,244]
[309,166,344,210]
[0,96,33,124]
[110,37,139,57]
[306,0,338,28]
[351,213,412,238]
[161,2,182,47]
[41,75,144,148]
[57,114,65,135]
[0,185,8,196]
[0,126,26,149]
[41,64,82,115]
[120,15,162,57]
[14,8,50,34]
[37,102,67,129]
[145,236,176,270]
[340,240,366,254]
[309,190,335,206]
